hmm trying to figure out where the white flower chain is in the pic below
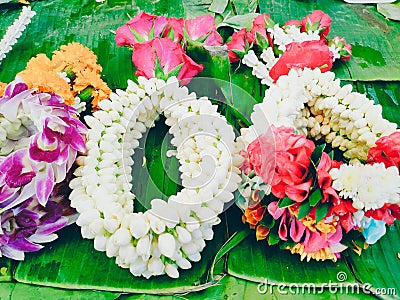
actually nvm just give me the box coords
[0,6,36,64]
[247,68,397,161]
[69,76,242,278]
[268,24,320,52]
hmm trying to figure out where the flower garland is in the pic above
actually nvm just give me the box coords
[0,77,87,259]
[0,6,36,64]
[236,65,400,262]
[227,11,352,86]
[70,76,242,278]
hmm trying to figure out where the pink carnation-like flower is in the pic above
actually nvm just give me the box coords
[132,38,203,85]
[246,126,315,202]
[269,40,333,82]
[367,132,400,170]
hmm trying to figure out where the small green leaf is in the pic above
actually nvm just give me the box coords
[167,63,184,78]
[208,0,229,14]
[297,201,312,219]
[278,197,296,208]
[377,2,400,21]
[217,13,259,30]
[130,28,146,43]
[310,144,326,167]
[268,231,280,246]
[328,150,334,160]
[315,202,330,223]
[209,229,250,279]
[309,188,322,207]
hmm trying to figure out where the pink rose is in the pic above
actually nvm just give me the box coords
[269,40,333,82]
[328,36,352,61]
[284,19,302,27]
[301,10,331,37]
[227,28,248,63]
[115,12,168,46]
[164,17,184,42]
[132,38,203,85]
[184,14,222,46]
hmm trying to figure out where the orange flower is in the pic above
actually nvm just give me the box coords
[242,203,266,226]
[0,82,6,97]
[18,69,74,104]
[256,225,270,241]
[25,54,54,72]
[73,69,111,108]
[51,42,102,74]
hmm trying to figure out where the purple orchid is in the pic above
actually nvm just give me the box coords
[0,181,76,260]
[0,77,88,212]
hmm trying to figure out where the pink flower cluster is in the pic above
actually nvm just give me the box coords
[0,78,87,259]
[115,12,223,84]
[241,126,400,261]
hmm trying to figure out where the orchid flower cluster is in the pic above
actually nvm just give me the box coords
[0,6,35,64]
[115,12,224,84]
[70,76,242,278]
[228,10,352,86]
[14,43,111,112]
[237,66,400,262]
[0,77,87,260]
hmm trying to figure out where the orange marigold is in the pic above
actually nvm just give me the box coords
[51,42,102,74]
[0,82,6,97]
[18,69,75,104]
[73,69,111,108]
[25,54,54,72]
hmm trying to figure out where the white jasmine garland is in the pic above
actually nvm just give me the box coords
[268,24,320,52]
[330,163,400,211]
[0,6,36,64]
[70,76,242,278]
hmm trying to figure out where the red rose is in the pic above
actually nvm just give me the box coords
[269,40,333,82]
[132,38,203,85]
[184,14,222,46]
[367,132,400,170]
[301,10,331,37]
[227,28,248,63]
[115,12,168,46]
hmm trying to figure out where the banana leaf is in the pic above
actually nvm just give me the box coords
[0,282,121,300]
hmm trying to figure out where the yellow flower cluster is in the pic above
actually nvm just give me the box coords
[17,42,110,109]
[288,244,338,262]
